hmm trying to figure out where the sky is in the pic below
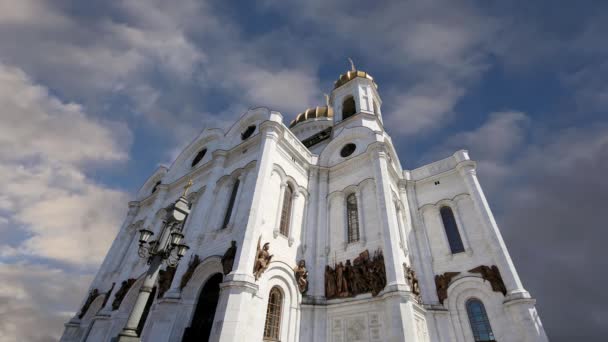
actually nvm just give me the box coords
[0,0,606,341]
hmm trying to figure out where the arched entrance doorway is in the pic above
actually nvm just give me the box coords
[182,273,223,342]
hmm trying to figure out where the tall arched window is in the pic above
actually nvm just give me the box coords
[222,179,240,228]
[279,184,293,236]
[342,96,356,120]
[466,299,496,342]
[347,193,360,243]
[263,287,283,341]
[440,206,465,253]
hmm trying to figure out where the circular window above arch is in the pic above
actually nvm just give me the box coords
[191,148,207,167]
[340,143,356,158]
[241,125,256,140]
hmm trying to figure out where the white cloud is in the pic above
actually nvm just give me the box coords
[0,262,92,342]
[0,63,130,266]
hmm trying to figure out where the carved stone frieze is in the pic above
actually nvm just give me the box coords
[469,265,507,295]
[180,254,201,290]
[112,278,136,311]
[293,259,308,294]
[157,266,177,298]
[434,272,460,304]
[78,288,100,319]
[253,237,273,281]
[221,241,237,275]
[324,249,386,299]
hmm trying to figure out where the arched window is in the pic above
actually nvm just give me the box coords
[191,148,207,167]
[466,299,496,342]
[346,193,360,243]
[263,287,283,341]
[279,184,293,236]
[342,96,356,120]
[241,125,256,140]
[440,206,465,253]
[222,179,240,228]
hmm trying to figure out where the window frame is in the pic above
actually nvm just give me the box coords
[279,184,293,237]
[222,179,240,229]
[466,298,496,342]
[263,286,283,341]
[439,205,465,254]
[346,193,360,243]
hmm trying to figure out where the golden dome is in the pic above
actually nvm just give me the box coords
[289,106,334,128]
[333,70,377,90]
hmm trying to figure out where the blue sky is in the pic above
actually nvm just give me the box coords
[0,1,606,341]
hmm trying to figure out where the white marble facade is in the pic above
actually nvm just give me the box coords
[61,68,548,342]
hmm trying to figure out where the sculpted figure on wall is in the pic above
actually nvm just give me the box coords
[112,278,136,310]
[325,265,337,298]
[294,260,309,294]
[222,240,237,275]
[253,238,273,281]
[324,249,387,299]
[157,266,177,298]
[469,265,507,295]
[179,254,201,290]
[434,272,460,304]
[78,288,100,319]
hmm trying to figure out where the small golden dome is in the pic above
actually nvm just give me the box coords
[289,106,334,128]
[333,70,377,90]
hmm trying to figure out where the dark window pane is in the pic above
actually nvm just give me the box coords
[151,181,161,194]
[440,206,465,253]
[466,299,495,341]
[347,194,360,243]
[241,125,256,140]
[191,148,207,167]
[279,185,293,236]
[342,96,356,120]
[222,179,240,228]
[340,143,356,158]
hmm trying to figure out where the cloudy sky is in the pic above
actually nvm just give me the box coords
[0,0,606,341]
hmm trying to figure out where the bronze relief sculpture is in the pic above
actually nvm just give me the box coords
[112,278,136,311]
[157,266,177,298]
[78,288,100,319]
[434,272,460,304]
[221,240,237,275]
[469,265,507,295]
[404,264,421,301]
[293,260,309,294]
[253,237,273,281]
[324,249,387,299]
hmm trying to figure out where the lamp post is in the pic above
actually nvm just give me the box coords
[116,180,193,342]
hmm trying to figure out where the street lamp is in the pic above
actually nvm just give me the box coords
[117,180,193,341]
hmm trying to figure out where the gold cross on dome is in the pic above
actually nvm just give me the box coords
[183,179,193,197]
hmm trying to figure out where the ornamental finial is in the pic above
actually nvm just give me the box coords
[348,57,355,71]
[183,179,193,197]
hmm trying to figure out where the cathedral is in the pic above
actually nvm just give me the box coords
[61,66,548,342]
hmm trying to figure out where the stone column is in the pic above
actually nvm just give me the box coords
[454,151,527,298]
[212,117,283,342]
[369,145,405,287]
[313,168,329,298]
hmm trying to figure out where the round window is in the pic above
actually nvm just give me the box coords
[191,148,207,167]
[241,125,256,140]
[340,143,356,158]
